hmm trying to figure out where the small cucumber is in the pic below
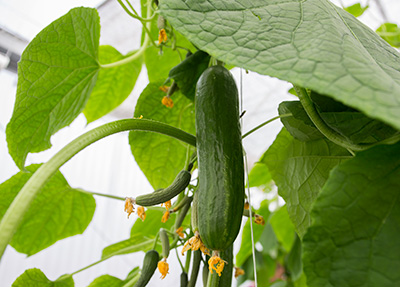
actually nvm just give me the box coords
[218,245,233,287]
[136,170,191,206]
[188,250,202,287]
[134,250,159,287]
[195,65,245,251]
[180,271,189,287]
[159,228,170,258]
[174,196,192,230]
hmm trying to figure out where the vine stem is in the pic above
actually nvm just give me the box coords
[76,189,125,201]
[0,119,196,260]
[242,113,292,139]
[101,0,153,69]
[293,85,367,152]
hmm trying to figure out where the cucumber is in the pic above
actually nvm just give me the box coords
[136,170,191,206]
[218,245,233,287]
[159,228,170,258]
[188,250,202,287]
[134,250,159,287]
[180,271,189,287]
[195,65,245,251]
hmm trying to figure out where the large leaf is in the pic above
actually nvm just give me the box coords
[269,205,295,252]
[376,23,400,48]
[88,268,140,287]
[0,164,96,256]
[6,8,100,169]
[236,200,270,267]
[12,269,73,287]
[129,82,195,189]
[278,101,323,142]
[248,162,272,189]
[262,128,351,237]
[279,101,399,144]
[83,46,142,123]
[159,0,400,130]
[344,3,369,18]
[303,143,400,287]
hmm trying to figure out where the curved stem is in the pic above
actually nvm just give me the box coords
[101,0,153,69]
[242,113,292,139]
[0,119,196,260]
[294,85,368,152]
[76,189,125,201]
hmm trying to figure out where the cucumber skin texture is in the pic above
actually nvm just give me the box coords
[136,170,191,206]
[134,250,159,287]
[195,65,245,251]
[218,245,233,287]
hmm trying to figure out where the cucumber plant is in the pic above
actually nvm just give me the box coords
[1,0,400,287]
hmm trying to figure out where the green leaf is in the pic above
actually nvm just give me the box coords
[144,31,195,82]
[129,82,195,189]
[285,234,302,281]
[344,3,369,17]
[248,162,273,189]
[102,235,155,259]
[159,0,400,130]
[236,200,270,267]
[6,7,100,169]
[279,101,399,145]
[102,209,175,258]
[87,275,123,287]
[87,267,140,287]
[262,128,351,237]
[278,101,323,142]
[376,23,400,48]
[83,46,142,123]
[303,142,400,287]
[12,269,73,287]
[269,205,295,252]
[0,164,96,256]
[168,50,211,101]
[259,224,278,255]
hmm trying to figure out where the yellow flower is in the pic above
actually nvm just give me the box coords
[161,210,170,223]
[254,214,265,225]
[234,267,245,278]
[162,96,174,108]
[124,197,135,219]
[181,231,209,256]
[161,200,172,210]
[159,85,169,93]
[200,244,210,256]
[158,258,169,279]
[208,254,227,277]
[176,227,185,238]
[137,206,146,221]
[158,28,167,44]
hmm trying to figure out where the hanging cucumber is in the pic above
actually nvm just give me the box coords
[134,250,159,287]
[195,65,245,252]
[135,169,191,206]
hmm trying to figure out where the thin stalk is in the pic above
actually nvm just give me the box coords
[242,113,292,139]
[76,189,125,201]
[152,232,160,250]
[102,0,153,69]
[0,119,196,260]
[175,247,185,272]
[185,249,192,273]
